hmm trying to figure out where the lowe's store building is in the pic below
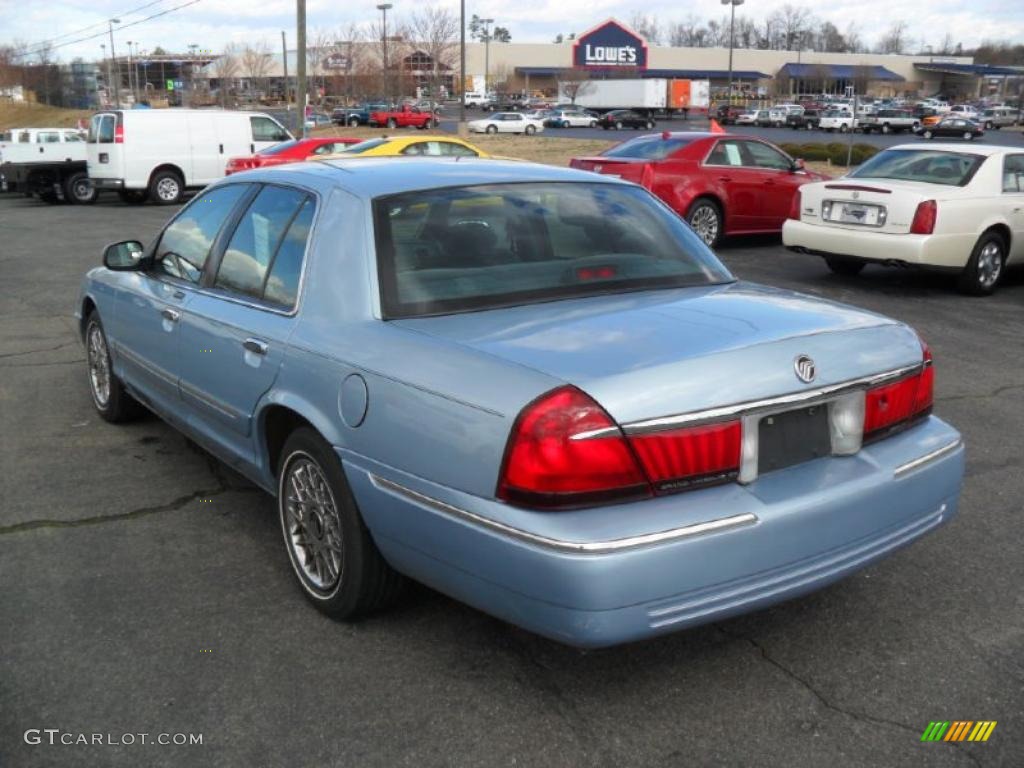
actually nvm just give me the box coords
[464,19,1018,102]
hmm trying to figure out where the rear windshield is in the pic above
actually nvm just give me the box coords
[849,149,986,187]
[336,138,390,154]
[601,135,694,160]
[373,182,734,318]
[259,140,300,155]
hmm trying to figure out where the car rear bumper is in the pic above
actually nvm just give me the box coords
[342,416,963,648]
[783,219,973,269]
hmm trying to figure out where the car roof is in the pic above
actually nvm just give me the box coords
[295,157,629,198]
[887,143,1006,155]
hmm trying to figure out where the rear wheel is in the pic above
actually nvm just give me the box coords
[839,124,849,133]
[923,130,933,140]
[278,427,405,618]
[486,124,497,134]
[646,120,655,130]
[958,232,1006,295]
[562,120,570,129]
[525,124,536,135]
[824,256,866,276]
[686,198,723,248]
[881,124,891,134]
[149,170,183,205]
[614,120,623,130]
[85,311,142,423]
[387,118,397,129]
[348,117,360,127]
[984,120,993,130]
[64,171,97,205]
[963,131,973,141]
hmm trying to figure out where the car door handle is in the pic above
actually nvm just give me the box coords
[219,144,224,154]
[243,338,268,355]
[161,308,180,323]
[250,143,255,153]
[717,176,732,182]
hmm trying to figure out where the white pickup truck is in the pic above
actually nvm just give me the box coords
[817,109,858,133]
[0,127,95,203]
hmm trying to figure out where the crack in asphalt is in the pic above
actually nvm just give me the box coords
[0,357,86,369]
[0,340,79,360]
[937,383,1024,403]
[716,626,984,768]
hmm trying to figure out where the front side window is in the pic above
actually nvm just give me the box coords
[250,116,290,143]
[705,140,744,167]
[154,184,250,283]
[38,132,61,144]
[64,132,84,142]
[850,149,985,187]
[439,143,478,157]
[374,182,734,318]
[214,185,309,300]
[1003,155,1024,193]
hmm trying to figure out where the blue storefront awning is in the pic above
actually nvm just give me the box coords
[514,67,770,80]
[913,62,1020,77]
[777,63,904,81]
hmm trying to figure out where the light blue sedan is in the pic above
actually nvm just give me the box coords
[76,158,965,648]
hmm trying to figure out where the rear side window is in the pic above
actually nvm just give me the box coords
[1004,155,1024,193]
[214,186,313,308]
[89,114,115,143]
[264,199,315,308]
[155,184,250,283]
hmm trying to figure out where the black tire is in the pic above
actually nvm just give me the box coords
[348,117,360,127]
[614,121,623,130]
[117,189,148,205]
[589,120,598,128]
[84,311,143,423]
[686,198,723,249]
[486,124,497,134]
[148,170,183,205]
[963,132,974,141]
[824,256,866,276]
[278,427,405,618]
[646,120,654,130]
[957,232,1006,295]
[525,124,536,135]
[64,171,97,205]
[984,121,993,130]
[387,118,398,129]
[923,130,933,140]
[839,124,849,133]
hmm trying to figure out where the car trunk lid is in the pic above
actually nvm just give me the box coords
[569,156,653,186]
[797,180,941,234]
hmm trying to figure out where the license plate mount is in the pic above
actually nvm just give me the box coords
[758,404,832,474]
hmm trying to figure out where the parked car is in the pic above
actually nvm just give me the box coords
[751,109,774,127]
[226,137,361,175]
[714,105,747,125]
[915,118,985,141]
[596,110,656,130]
[818,109,858,133]
[75,157,964,648]
[545,109,599,128]
[734,110,759,126]
[304,112,333,130]
[786,109,821,130]
[86,109,293,204]
[948,105,980,121]
[462,91,492,109]
[858,109,920,134]
[783,144,1024,294]
[368,104,439,129]
[979,107,1018,130]
[570,132,829,247]
[468,112,545,134]
[314,135,490,158]
[332,103,389,127]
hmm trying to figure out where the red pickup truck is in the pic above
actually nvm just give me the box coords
[369,105,439,129]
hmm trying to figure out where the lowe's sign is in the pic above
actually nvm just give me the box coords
[572,19,648,69]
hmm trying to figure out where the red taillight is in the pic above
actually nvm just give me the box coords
[629,421,741,492]
[114,125,124,144]
[497,387,649,508]
[788,189,801,221]
[910,200,936,235]
[864,340,933,440]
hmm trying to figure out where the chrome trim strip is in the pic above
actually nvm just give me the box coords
[179,380,241,420]
[893,439,962,478]
[619,362,924,436]
[368,474,758,554]
[112,342,177,389]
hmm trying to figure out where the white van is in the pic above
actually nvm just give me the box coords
[86,109,292,204]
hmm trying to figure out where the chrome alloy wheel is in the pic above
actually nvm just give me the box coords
[282,454,344,592]
[156,177,180,202]
[689,205,719,246]
[86,321,111,408]
[976,241,1003,289]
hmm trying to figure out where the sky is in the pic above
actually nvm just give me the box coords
[3,0,1023,62]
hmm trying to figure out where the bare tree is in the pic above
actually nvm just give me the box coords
[307,28,334,104]
[877,21,908,54]
[557,69,594,105]
[628,12,660,45]
[408,5,459,98]
[241,40,273,100]
[844,23,864,54]
[210,43,241,108]
[852,64,874,96]
[769,4,813,50]
[936,33,957,55]
[817,22,845,53]
[327,22,364,103]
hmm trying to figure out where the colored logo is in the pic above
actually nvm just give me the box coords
[572,19,648,70]
[921,721,997,742]
[794,354,816,383]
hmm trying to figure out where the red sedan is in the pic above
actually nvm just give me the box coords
[225,137,361,175]
[570,132,829,247]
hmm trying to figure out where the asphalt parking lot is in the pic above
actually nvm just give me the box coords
[1,193,1022,768]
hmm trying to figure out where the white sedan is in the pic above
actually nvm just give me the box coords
[783,144,1024,295]
[545,109,599,128]
[468,112,545,135]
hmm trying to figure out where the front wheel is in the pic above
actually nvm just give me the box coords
[149,170,183,205]
[65,171,97,205]
[387,118,398,129]
[525,124,536,135]
[85,312,142,423]
[348,117,360,127]
[958,232,1006,295]
[984,121,993,130]
[963,131,974,141]
[561,120,570,129]
[839,124,849,133]
[278,427,405,618]
[486,124,497,134]
[645,120,655,130]
[686,199,723,248]
[923,130,933,140]
[825,256,866,276]
[589,120,598,128]
[614,121,623,130]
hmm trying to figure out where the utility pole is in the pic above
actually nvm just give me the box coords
[459,0,466,127]
[721,0,744,105]
[126,42,135,104]
[108,18,121,107]
[377,4,393,103]
[281,31,289,106]
[100,44,112,107]
[480,18,494,96]
[297,0,307,137]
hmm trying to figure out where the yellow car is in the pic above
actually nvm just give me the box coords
[313,135,492,160]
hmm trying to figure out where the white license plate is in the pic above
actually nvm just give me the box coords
[831,202,881,226]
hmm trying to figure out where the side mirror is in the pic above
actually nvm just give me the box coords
[103,240,145,270]
[792,158,806,172]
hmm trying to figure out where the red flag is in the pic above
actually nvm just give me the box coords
[709,119,726,134]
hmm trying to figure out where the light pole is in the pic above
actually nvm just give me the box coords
[459,0,466,127]
[108,18,121,107]
[100,44,112,107]
[479,18,494,97]
[187,43,198,107]
[377,3,393,102]
[126,42,135,104]
[721,0,744,105]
